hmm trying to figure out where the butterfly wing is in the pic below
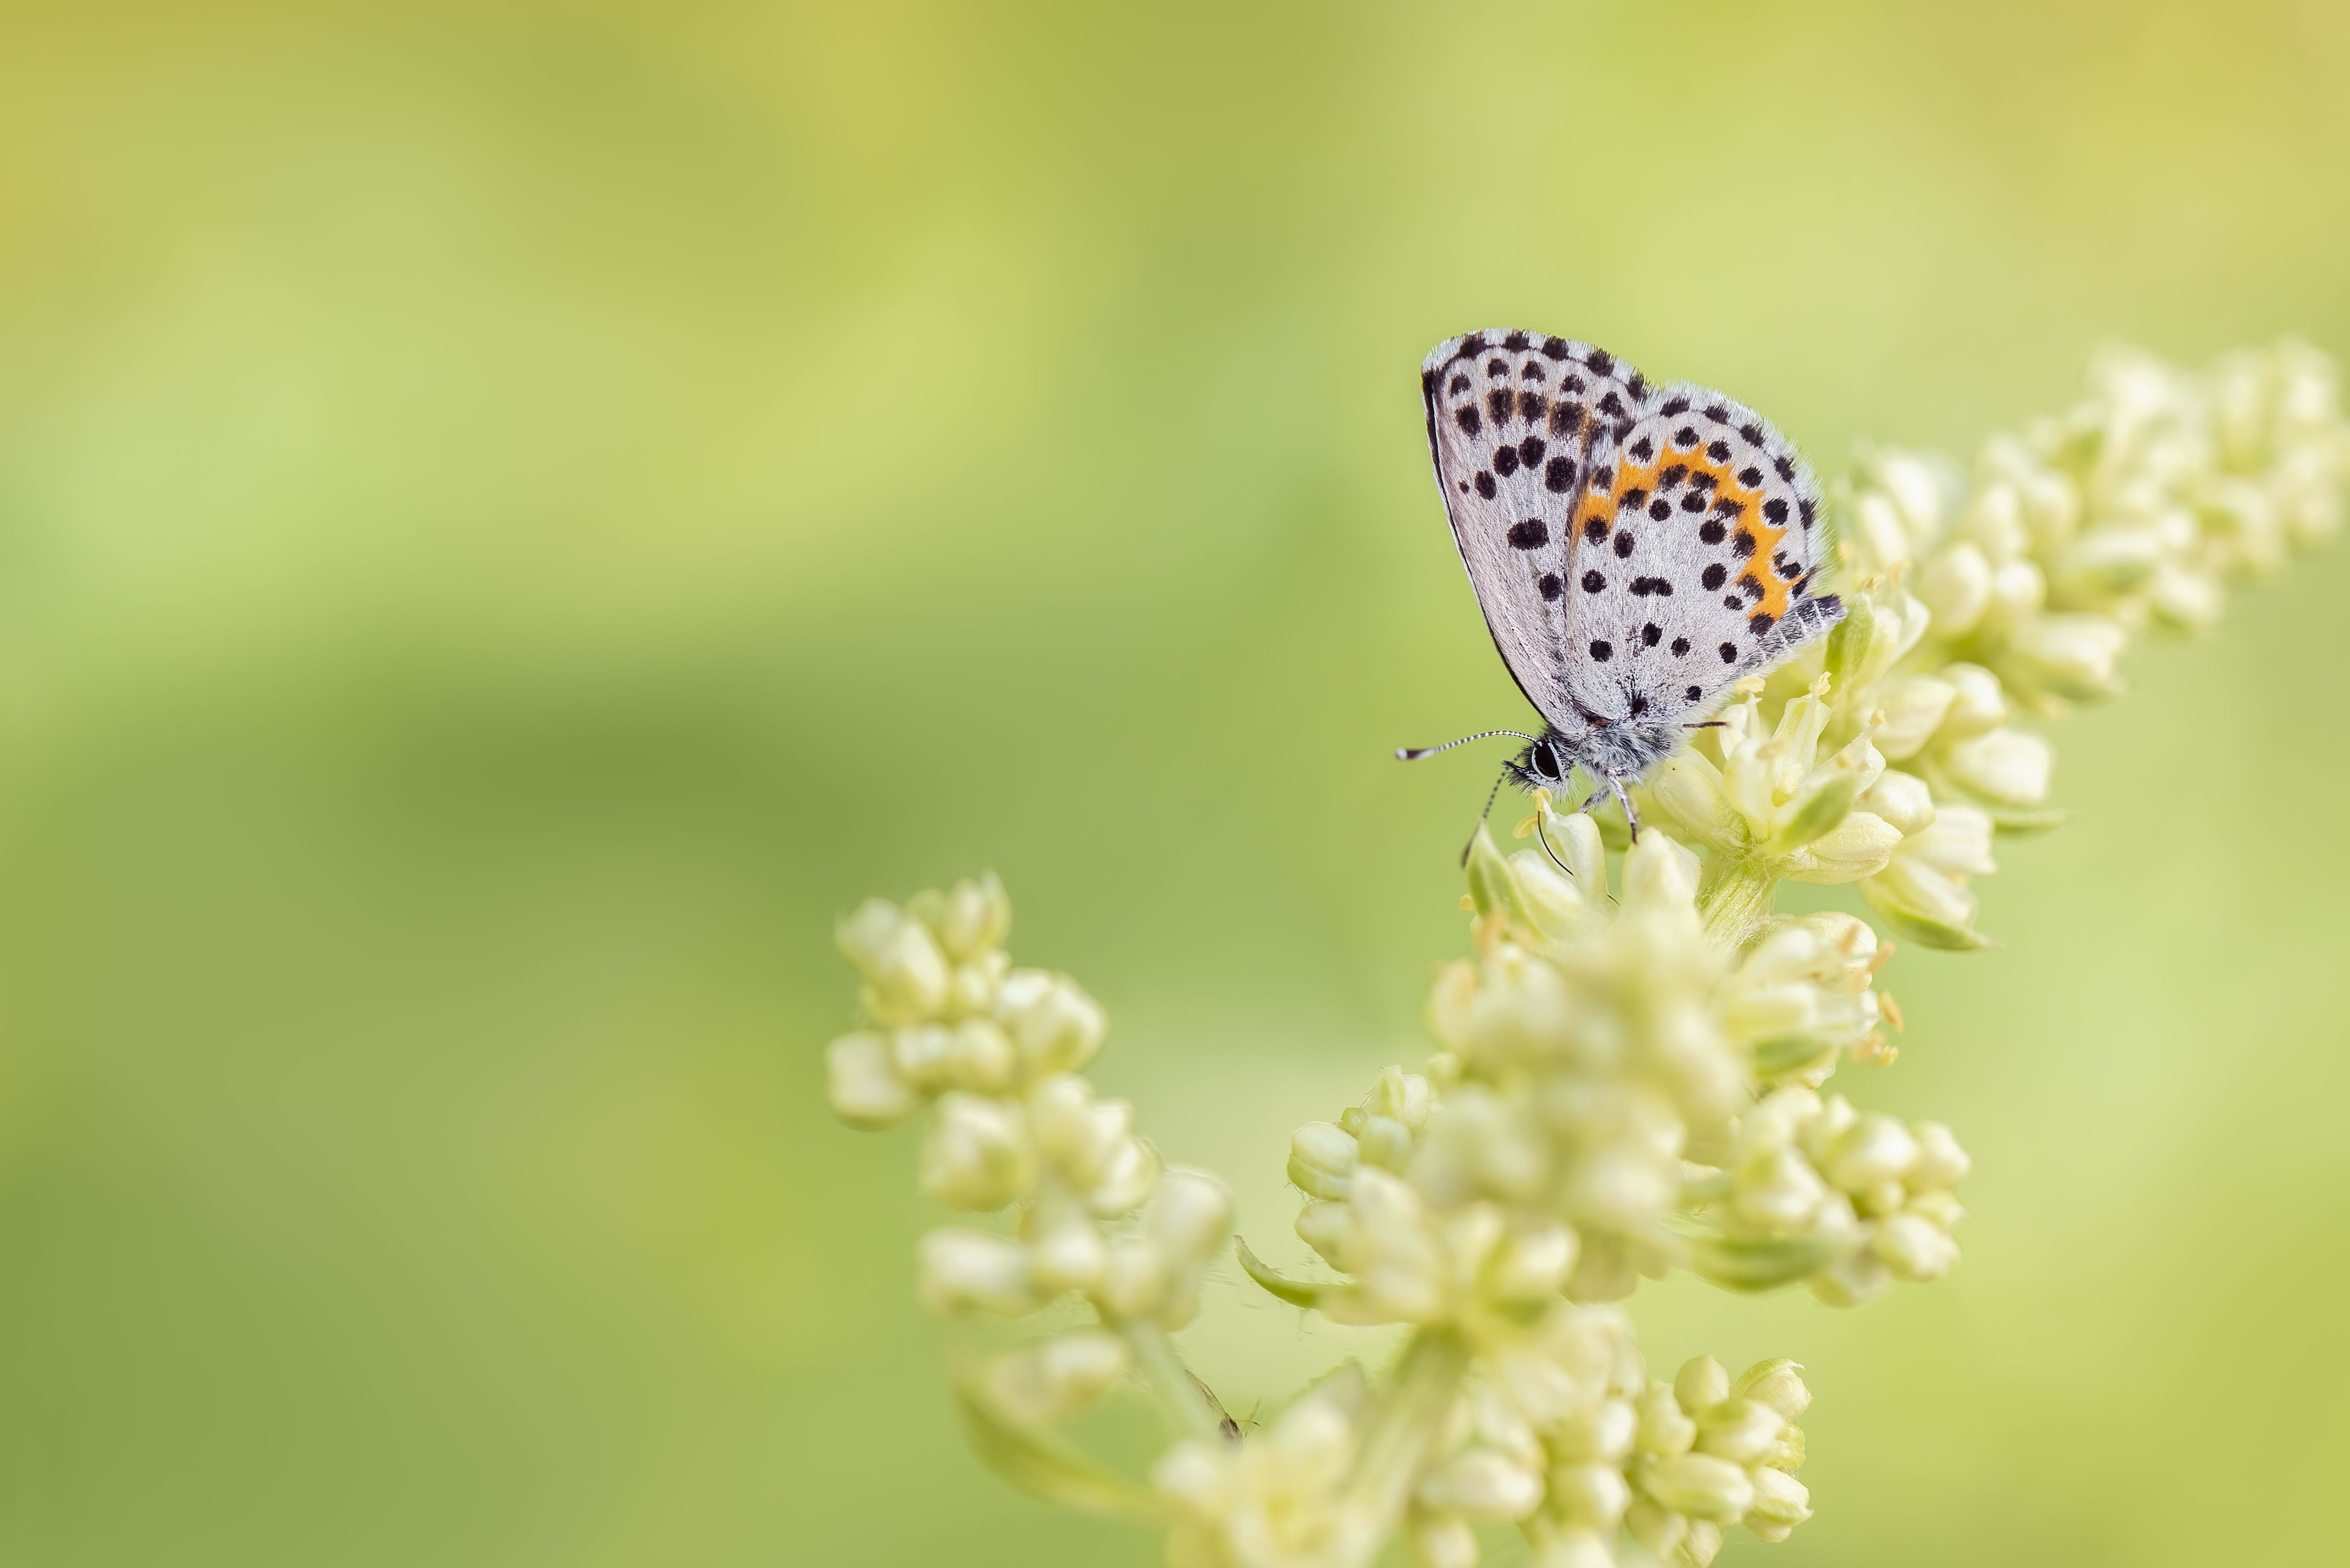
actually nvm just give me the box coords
[1420,331,1649,731]
[1553,380,1844,721]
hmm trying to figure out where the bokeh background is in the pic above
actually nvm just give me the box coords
[2,1,2348,1564]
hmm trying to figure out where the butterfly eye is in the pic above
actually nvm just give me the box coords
[1530,744,1561,780]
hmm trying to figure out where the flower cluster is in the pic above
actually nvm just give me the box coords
[817,340,2346,1568]
[1218,831,1850,1567]
[1684,1088,1969,1305]
[1641,337,2346,949]
[827,877,1233,1437]
[1404,1344,1814,1568]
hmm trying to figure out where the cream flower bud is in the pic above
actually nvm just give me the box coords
[919,1093,1035,1211]
[1959,477,2028,557]
[1026,1075,1106,1163]
[826,1032,918,1127]
[1861,854,1981,945]
[1289,1121,1361,1200]
[1508,848,1590,938]
[1848,490,1913,572]
[1909,1122,1972,1187]
[1625,1497,1688,1559]
[1874,1211,1961,1281]
[1645,749,1745,852]
[1810,1245,1893,1308]
[1546,1461,1632,1529]
[1876,449,1950,538]
[1622,830,1701,914]
[891,1023,957,1090]
[1488,1217,1578,1300]
[1906,804,1997,877]
[939,1018,1016,1093]
[1871,676,1958,761]
[1147,1169,1234,1266]
[1639,1452,1754,1522]
[1635,1383,1696,1458]
[1371,1065,1434,1131]
[945,956,1003,1018]
[1676,1518,1725,1567]
[1936,661,2008,739]
[985,1330,1129,1424]
[1940,725,2052,806]
[995,970,1106,1075]
[1548,1396,1638,1464]
[1330,1168,1448,1324]
[925,872,1011,961]
[841,900,950,1023]
[1693,1398,1784,1464]
[1728,1359,1812,1422]
[1856,768,1935,836]
[1472,1384,1543,1470]
[1095,1236,1170,1319]
[1408,1512,1479,1568]
[1745,1465,1812,1535]
[2148,562,2225,632]
[1150,1439,1224,1512]
[1085,1134,1160,1218]
[1732,1147,1832,1230]
[1356,1114,1414,1171]
[2008,613,2128,701]
[1824,1114,1919,1193]
[1784,809,1902,884]
[1417,1449,1544,1521]
[1985,556,2047,624]
[917,1227,1037,1315]
[1673,1357,1730,1414]
[1528,1521,1616,1568]
[1028,1213,1107,1294]
[1296,1199,1351,1264]
[1914,540,1992,633]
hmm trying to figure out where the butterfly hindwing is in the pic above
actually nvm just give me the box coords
[1419,331,1648,730]
[1554,380,1843,721]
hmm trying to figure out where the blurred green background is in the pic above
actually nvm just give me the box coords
[2,0,2347,1563]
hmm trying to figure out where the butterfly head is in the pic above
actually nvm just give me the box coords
[1501,718,1684,795]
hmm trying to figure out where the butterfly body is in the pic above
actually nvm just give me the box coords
[1409,329,1846,827]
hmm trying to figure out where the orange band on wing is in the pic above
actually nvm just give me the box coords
[1578,446,1796,621]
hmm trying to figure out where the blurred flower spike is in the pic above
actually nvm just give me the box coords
[820,341,2346,1568]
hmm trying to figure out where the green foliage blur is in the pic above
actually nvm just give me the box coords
[1,1,2347,1563]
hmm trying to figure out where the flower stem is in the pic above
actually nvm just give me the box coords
[1124,1321,1227,1446]
[1699,858,1779,948]
[1341,1328,1470,1549]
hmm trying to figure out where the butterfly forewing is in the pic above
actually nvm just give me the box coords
[1419,331,1647,731]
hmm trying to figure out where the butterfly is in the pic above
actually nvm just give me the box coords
[1399,330,1845,842]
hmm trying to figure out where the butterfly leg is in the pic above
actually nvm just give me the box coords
[1610,776,1641,843]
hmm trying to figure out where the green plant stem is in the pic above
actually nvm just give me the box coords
[1341,1328,1471,1548]
[1124,1321,1226,1446]
[1699,858,1780,948]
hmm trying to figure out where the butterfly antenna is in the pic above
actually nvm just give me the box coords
[1457,766,1511,866]
[1397,729,1542,762]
